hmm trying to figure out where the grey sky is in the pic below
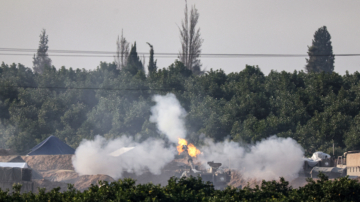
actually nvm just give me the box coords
[1,0,359,75]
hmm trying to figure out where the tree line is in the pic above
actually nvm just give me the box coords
[0,56,359,156]
[3,174,360,201]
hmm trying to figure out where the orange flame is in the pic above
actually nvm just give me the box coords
[177,138,188,155]
[176,138,201,157]
[187,143,201,157]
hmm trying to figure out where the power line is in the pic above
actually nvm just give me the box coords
[1,47,360,58]
[0,53,178,58]
[0,53,135,58]
[0,85,181,91]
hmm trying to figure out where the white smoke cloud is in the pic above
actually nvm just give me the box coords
[72,93,305,182]
[72,93,185,179]
[149,93,187,143]
[72,135,175,179]
[199,136,304,181]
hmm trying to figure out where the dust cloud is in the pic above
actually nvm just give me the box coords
[199,136,304,181]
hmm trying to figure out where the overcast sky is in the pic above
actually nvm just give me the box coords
[1,0,360,75]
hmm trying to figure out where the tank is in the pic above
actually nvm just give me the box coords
[179,145,231,189]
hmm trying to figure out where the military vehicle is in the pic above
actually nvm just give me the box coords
[302,151,335,177]
[179,145,231,189]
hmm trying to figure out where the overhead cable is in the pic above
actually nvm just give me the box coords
[0,85,180,91]
[1,47,359,58]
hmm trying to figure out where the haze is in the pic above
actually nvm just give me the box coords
[1,0,360,75]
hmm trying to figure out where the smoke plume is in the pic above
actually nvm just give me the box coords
[199,136,304,181]
[72,93,185,179]
[72,135,175,179]
[73,93,305,181]
[150,93,187,143]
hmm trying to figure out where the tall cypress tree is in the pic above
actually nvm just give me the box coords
[305,26,335,73]
[124,42,144,76]
[178,1,203,74]
[114,30,129,70]
[33,29,52,74]
[147,42,157,76]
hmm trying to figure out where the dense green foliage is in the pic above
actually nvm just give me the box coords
[124,42,145,76]
[0,59,360,156]
[1,174,360,201]
[306,26,335,73]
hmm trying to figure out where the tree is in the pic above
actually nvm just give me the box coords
[123,42,144,76]
[147,42,157,76]
[114,30,130,70]
[305,26,335,73]
[178,1,203,74]
[33,29,52,74]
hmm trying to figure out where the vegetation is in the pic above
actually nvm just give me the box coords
[178,1,203,74]
[0,23,356,157]
[32,29,52,74]
[147,42,157,76]
[1,174,360,201]
[123,42,145,76]
[305,26,335,73]
[114,30,130,70]
[0,58,360,156]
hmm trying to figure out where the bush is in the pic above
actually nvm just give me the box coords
[1,175,360,201]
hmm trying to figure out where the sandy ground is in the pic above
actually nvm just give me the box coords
[22,155,74,171]
[20,155,114,192]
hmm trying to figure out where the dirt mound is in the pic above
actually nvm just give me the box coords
[32,169,44,179]
[0,155,25,162]
[38,169,114,191]
[73,175,115,191]
[19,154,115,191]
[40,170,79,182]
[22,155,74,171]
